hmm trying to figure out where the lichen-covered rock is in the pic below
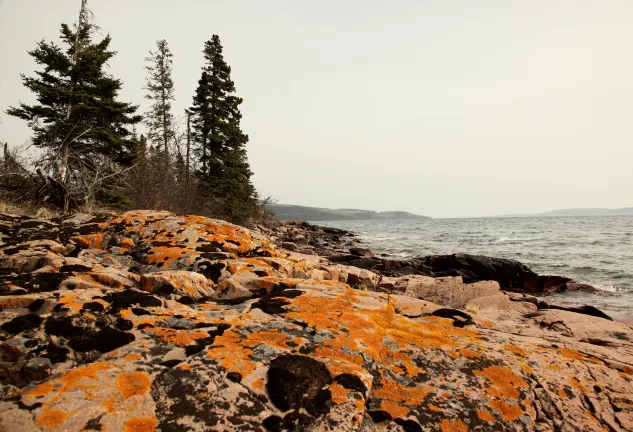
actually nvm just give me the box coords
[0,211,631,431]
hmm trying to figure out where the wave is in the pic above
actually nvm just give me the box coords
[594,284,631,294]
[494,237,535,243]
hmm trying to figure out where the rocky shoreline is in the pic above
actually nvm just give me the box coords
[0,211,631,431]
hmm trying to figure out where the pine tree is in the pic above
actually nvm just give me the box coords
[189,35,257,222]
[144,39,175,155]
[6,3,141,193]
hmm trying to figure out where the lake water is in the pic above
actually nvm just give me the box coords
[316,216,633,320]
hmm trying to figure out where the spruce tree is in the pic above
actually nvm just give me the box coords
[6,5,141,192]
[144,39,175,155]
[189,35,256,222]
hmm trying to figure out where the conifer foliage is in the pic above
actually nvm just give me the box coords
[144,39,176,155]
[189,35,257,222]
[6,1,141,203]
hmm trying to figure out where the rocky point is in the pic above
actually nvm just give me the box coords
[0,211,631,431]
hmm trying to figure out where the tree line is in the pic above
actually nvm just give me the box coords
[2,1,263,223]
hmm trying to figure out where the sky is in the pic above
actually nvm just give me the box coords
[1,0,632,218]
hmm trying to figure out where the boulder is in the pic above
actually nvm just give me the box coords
[419,253,587,293]
[349,247,374,258]
[140,271,216,301]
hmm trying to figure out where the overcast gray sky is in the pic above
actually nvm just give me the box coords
[1,1,632,218]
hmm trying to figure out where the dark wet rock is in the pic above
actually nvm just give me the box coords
[349,247,374,258]
[1,314,44,335]
[418,253,585,293]
[266,355,332,414]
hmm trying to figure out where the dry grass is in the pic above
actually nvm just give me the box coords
[0,200,61,219]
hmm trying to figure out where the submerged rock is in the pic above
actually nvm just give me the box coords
[0,211,630,431]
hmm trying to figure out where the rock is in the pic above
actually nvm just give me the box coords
[0,211,630,431]
[466,294,538,313]
[349,247,374,258]
[419,253,588,293]
[140,271,216,301]
[281,241,299,251]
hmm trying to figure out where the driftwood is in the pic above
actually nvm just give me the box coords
[35,169,82,213]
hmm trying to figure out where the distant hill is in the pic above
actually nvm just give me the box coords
[497,208,633,217]
[268,204,430,221]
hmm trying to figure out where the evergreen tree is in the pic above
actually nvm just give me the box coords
[144,39,175,155]
[189,35,256,222]
[6,4,141,191]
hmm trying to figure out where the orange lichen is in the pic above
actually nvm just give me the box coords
[121,238,135,248]
[489,400,524,422]
[503,344,527,356]
[569,376,586,393]
[151,329,210,347]
[521,364,533,374]
[124,353,143,362]
[558,348,601,363]
[245,331,291,349]
[330,382,351,404]
[440,419,469,432]
[475,365,528,399]
[460,348,481,359]
[477,409,496,423]
[252,379,265,390]
[379,399,409,418]
[73,233,105,249]
[116,371,152,399]
[124,417,158,432]
[0,297,34,311]
[556,388,568,399]
[178,363,192,371]
[36,408,72,429]
[102,396,117,413]
[207,330,256,376]
[428,404,442,413]
[24,381,54,398]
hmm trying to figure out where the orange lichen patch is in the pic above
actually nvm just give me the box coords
[198,303,223,310]
[478,320,495,328]
[503,344,527,356]
[477,409,496,423]
[569,376,587,393]
[102,396,117,413]
[116,371,152,399]
[124,353,143,362]
[0,296,35,311]
[460,348,481,359]
[75,272,131,290]
[440,419,468,432]
[547,363,562,371]
[73,233,106,249]
[23,361,116,407]
[428,404,442,413]
[121,238,135,248]
[124,416,158,432]
[207,330,256,376]
[558,348,601,363]
[252,379,265,391]
[475,365,528,399]
[556,388,568,399]
[36,408,73,429]
[58,294,85,314]
[23,381,54,399]
[446,350,460,359]
[178,363,192,371]
[489,400,524,422]
[380,400,409,418]
[151,328,209,347]
[374,377,430,407]
[521,364,533,374]
[244,331,292,350]
[331,382,352,404]
[146,246,198,267]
